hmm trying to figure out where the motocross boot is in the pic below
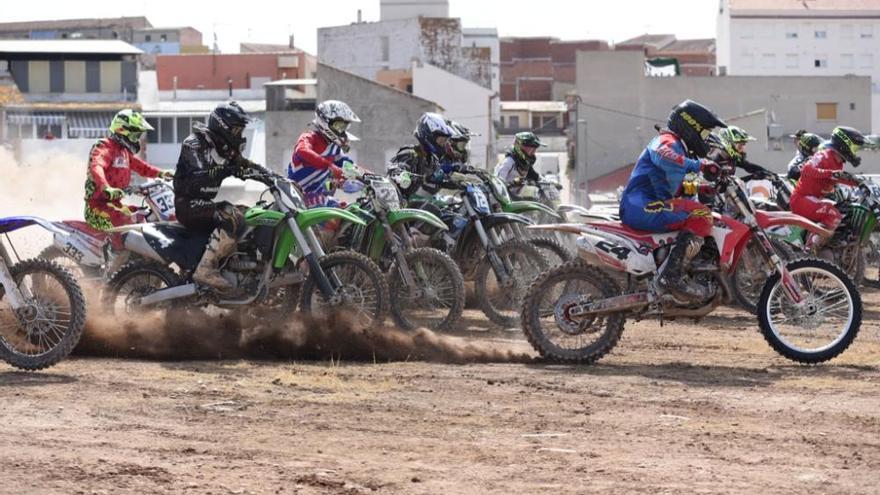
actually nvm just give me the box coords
[656,231,706,302]
[193,229,236,290]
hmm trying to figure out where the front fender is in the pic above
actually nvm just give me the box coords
[558,203,591,216]
[386,208,448,231]
[755,210,833,237]
[479,211,534,230]
[505,200,562,219]
[296,207,367,229]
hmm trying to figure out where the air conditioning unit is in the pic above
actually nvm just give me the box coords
[767,124,784,139]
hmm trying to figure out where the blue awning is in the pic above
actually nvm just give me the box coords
[6,112,65,125]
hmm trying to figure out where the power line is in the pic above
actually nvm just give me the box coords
[577,101,666,123]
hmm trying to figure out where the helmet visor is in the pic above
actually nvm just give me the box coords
[434,135,449,148]
[330,119,350,135]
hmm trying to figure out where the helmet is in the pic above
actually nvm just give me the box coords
[314,100,360,147]
[791,129,822,158]
[513,131,545,166]
[667,100,727,158]
[414,113,454,158]
[717,125,756,161]
[109,109,153,153]
[445,119,477,163]
[829,126,867,167]
[207,101,251,159]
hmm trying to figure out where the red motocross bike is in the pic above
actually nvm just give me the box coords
[521,169,862,364]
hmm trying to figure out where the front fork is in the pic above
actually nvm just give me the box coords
[379,215,417,288]
[754,230,804,304]
[289,218,339,300]
[0,243,28,309]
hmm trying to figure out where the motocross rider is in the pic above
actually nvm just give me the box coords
[619,100,726,302]
[84,109,173,230]
[786,129,822,181]
[174,101,274,290]
[493,131,545,197]
[789,126,868,249]
[707,126,766,176]
[288,100,361,208]
[442,119,476,170]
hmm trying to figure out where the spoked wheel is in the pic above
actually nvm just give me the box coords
[38,246,104,284]
[520,260,625,364]
[475,239,548,328]
[732,237,796,314]
[103,262,180,316]
[0,259,86,370]
[389,247,465,331]
[758,258,861,363]
[300,251,389,329]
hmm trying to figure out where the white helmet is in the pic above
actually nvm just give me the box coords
[314,100,361,147]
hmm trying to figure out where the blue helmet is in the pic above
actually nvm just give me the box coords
[414,112,454,158]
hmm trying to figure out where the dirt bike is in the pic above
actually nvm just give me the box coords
[39,178,176,282]
[521,168,862,365]
[102,171,388,327]
[333,171,465,331]
[408,172,548,327]
[468,168,571,267]
[0,216,86,370]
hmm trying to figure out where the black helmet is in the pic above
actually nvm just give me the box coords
[414,113,454,158]
[207,101,251,159]
[829,126,867,167]
[667,100,727,158]
[513,131,545,166]
[445,119,477,163]
[791,129,822,158]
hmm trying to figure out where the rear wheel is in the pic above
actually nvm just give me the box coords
[300,251,388,329]
[521,260,625,364]
[0,259,86,370]
[389,248,465,331]
[528,236,572,268]
[103,262,181,316]
[758,258,861,363]
[475,239,547,328]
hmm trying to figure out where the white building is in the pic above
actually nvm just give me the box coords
[717,0,880,132]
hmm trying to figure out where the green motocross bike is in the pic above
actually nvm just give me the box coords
[333,171,465,331]
[103,171,388,326]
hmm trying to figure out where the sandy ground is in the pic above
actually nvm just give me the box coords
[1,290,879,495]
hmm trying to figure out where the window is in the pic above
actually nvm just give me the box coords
[742,53,755,68]
[176,116,191,143]
[814,28,827,39]
[37,123,62,139]
[761,53,776,69]
[860,54,874,69]
[145,34,151,42]
[380,36,389,63]
[508,115,520,128]
[841,24,854,39]
[816,102,837,121]
[160,34,167,42]
[861,25,874,39]
[841,54,855,69]
[850,103,856,111]
[785,54,799,68]
[146,117,159,144]
[159,117,174,143]
[814,57,827,68]
[784,24,798,38]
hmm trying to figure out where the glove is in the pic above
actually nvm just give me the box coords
[431,168,446,183]
[512,177,524,186]
[681,172,699,196]
[330,164,344,180]
[103,186,124,201]
[832,170,853,181]
[391,171,412,190]
[341,161,360,180]
[700,159,721,181]
[159,170,175,180]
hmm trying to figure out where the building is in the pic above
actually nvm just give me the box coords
[568,49,871,204]
[616,34,717,76]
[500,37,610,101]
[380,0,449,21]
[131,27,205,56]
[0,16,150,42]
[716,0,880,131]
[265,63,441,174]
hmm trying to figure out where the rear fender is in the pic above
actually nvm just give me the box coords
[296,207,366,230]
[572,229,656,276]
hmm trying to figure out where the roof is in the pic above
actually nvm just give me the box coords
[239,42,305,54]
[729,0,880,12]
[0,16,150,32]
[263,79,317,86]
[318,62,443,111]
[0,40,142,55]
[3,101,141,111]
[500,101,567,113]
[616,34,676,49]
[654,38,716,54]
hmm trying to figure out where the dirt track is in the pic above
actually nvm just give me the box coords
[1,291,879,494]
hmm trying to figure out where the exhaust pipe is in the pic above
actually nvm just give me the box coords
[138,283,197,306]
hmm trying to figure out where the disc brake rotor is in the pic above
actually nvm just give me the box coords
[554,293,598,336]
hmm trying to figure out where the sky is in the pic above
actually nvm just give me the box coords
[4,0,719,54]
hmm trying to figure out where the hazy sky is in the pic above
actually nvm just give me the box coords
[6,0,718,54]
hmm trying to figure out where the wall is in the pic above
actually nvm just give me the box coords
[571,49,872,201]
[318,19,422,83]
[463,28,500,94]
[380,0,449,21]
[316,63,440,173]
[265,109,312,174]
[156,53,306,91]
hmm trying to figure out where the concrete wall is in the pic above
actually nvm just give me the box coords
[318,19,422,82]
[265,109,312,174]
[412,61,493,167]
[571,49,872,203]
[381,0,448,21]
[156,53,308,91]
[316,63,440,173]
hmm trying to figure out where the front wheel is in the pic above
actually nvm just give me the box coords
[528,236,572,268]
[520,260,625,364]
[758,258,861,364]
[0,259,87,370]
[389,248,465,331]
[300,251,389,329]
[731,237,796,314]
[474,239,547,327]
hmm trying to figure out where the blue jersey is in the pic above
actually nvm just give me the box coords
[621,132,701,206]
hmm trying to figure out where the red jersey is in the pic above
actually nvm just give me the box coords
[85,137,161,205]
[792,147,855,198]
